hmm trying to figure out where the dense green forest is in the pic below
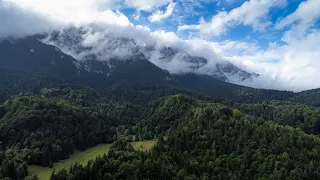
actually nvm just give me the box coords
[50,95,320,180]
[1,67,320,107]
[1,86,320,179]
[232,101,320,135]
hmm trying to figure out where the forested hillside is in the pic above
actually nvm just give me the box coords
[50,95,320,180]
[0,88,145,179]
[1,85,320,180]
[232,101,320,135]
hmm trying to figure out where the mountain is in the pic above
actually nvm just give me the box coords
[0,37,78,77]
[157,46,259,81]
[43,27,258,83]
[1,35,320,107]
[0,37,177,88]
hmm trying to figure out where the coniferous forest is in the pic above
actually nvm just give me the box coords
[1,77,320,180]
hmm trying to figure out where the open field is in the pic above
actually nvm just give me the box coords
[28,140,157,180]
[131,139,157,151]
[28,144,112,180]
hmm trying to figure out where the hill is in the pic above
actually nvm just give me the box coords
[50,95,320,180]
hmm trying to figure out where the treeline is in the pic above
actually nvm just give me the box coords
[51,95,320,180]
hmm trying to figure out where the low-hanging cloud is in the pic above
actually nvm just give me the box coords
[42,24,226,77]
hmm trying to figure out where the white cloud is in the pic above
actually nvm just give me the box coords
[226,0,320,91]
[0,1,61,38]
[222,29,320,92]
[0,0,131,38]
[275,0,320,45]
[178,0,287,39]
[149,2,177,22]
[132,11,141,21]
[276,0,320,30]
[125,0,171,11]
[3,0,127,26]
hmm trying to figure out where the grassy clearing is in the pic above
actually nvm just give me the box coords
[28,140,157,180]
[131,139,157,151]
[28,144,112,180]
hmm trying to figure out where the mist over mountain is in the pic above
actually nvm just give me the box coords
[38,26,258,83]
[1,34,319,107]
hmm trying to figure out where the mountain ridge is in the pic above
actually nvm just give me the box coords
[41,27,258,82]
[1,35,320,107]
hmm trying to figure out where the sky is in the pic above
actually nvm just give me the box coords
[0,0,320,91]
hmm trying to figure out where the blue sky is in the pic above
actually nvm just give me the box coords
[1,0,320,91]
[119,0,305,47]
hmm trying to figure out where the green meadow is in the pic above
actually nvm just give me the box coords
[28,140,157,180]
[131,139,157,151]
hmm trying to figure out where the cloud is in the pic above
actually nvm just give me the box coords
[276,0,320,30]
[124,0,171,11]
[132,11,141,21]
[0,0,131,38]
[178,0,287,39]
[227,0,320,91]
[149,2,177,22]
[223,28,320,92]
[43,24,226,76]
[178,13,228,37]
[3,0,127,26]
[274,0,320,45]
[0,1,61,38]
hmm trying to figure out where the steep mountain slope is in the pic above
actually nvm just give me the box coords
[0,38,79,77]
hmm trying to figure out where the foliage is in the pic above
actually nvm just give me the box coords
[233,101,320,135]
[0,90,143,179]
[51,95,320,180]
